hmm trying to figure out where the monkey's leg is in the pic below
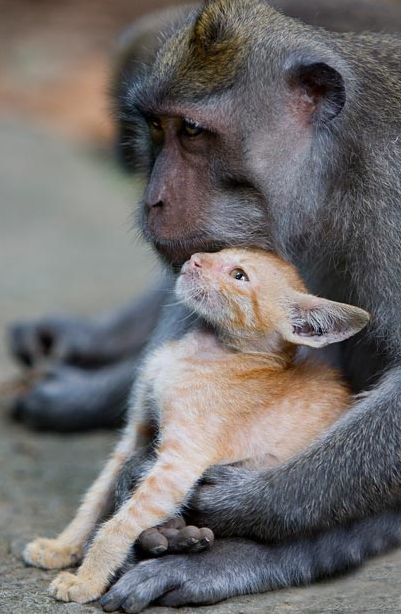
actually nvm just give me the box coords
[12,360,134,431]
[100,510,401,612]
[8,280,168,369]
[8,278,172,431]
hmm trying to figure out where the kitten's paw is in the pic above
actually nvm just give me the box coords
[23,538,82,569]
[49,571,103,603]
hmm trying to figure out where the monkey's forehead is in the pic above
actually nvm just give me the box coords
[150,27,244,102]
[140,1,288,104]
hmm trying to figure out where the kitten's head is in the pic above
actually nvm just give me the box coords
[176,247,370,350]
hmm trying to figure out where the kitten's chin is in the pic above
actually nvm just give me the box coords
[175,275,216,322]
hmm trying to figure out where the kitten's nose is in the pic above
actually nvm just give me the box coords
[182,254,203,274]
[189,254,202,269]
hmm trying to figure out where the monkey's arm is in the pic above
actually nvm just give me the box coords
[100,510,401,612]
[190,366,401,541]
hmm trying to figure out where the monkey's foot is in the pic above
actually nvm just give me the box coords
[23,538,82,570]
[49,571,104,603]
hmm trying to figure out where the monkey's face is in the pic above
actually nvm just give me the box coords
[118,0,347,266]
[128,105,270,266]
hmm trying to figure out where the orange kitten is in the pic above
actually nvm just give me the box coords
[23,248,369,604]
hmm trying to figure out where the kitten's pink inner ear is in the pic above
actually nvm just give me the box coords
[292,321,324,337]
[284,292,370,349]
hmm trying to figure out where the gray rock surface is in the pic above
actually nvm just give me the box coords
[1,120,401,613]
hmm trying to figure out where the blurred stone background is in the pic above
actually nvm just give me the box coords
[1,1,401,612]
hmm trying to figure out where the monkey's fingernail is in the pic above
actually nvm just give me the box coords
[150,545,167,555]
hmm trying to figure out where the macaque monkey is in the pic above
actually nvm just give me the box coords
[23,248,369,604]
[10,0,401,609]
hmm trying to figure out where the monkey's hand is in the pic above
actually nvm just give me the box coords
[188,464,264,537]
[137,517,214,557]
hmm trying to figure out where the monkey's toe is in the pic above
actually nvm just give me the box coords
[11,365,126,432]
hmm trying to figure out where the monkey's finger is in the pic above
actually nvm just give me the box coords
[179,527,214,553]
[166,525,211,553]
[137,529,168,557]
[157,527,179,541]
[160,517,186,530]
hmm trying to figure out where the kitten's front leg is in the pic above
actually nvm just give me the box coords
[49,434,211,603]
[23,450,126,570]
[49,518,133,603]
[23,374,153,572]
[23,430,141,570]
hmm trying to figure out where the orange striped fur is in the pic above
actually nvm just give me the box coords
[23,248,369,603]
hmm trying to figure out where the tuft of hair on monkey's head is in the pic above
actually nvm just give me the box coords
[188,0,251,84]
[152,0,267,99]
[175,248,370,354]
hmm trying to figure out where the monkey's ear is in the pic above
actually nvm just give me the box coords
[286,62,346,124]
[282,293,370,348]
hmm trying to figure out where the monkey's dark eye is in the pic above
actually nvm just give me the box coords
[182,119,204,137]
[148,117,163,132]
[230,268,249,282]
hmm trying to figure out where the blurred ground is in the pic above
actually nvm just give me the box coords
[0,0,187,144]
[2,1,401,613]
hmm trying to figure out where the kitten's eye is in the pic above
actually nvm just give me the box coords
[182,119,204,137]
[230,268,249,282]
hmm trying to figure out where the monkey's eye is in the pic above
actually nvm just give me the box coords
[230,268,249,282]
[148,117,163,132]
[182,119,204,137]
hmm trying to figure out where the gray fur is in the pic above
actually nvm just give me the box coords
[7,0,401,608]
[100,1,401,609]
[101,512,401,611]
[8,279,168,430]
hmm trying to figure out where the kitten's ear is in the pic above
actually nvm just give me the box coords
[281,293,370,349]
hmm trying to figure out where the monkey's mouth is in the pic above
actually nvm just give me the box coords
[150,236,226,268]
